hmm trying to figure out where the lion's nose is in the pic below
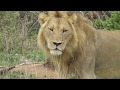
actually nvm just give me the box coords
[53,42,62,46]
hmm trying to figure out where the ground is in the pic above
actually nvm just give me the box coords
[0,62,59,79]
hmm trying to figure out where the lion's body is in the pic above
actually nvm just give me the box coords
[38,11,120,79]
[95,30,120,78]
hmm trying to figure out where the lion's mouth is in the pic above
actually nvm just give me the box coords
[50,49,62,56]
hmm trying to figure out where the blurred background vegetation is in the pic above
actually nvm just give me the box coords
[0,11,120,67]
[0,11,44,66]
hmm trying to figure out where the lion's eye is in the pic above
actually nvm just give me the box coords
[62,30,68,33]
[49,28,54,32]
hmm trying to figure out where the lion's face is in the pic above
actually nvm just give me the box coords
[43,18,74,56]
[38,11,78,56]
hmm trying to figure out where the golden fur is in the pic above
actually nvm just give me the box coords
[37,11,120,79]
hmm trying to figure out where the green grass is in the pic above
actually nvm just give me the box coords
[23,50,45,62]
[0,29,45,78]
[0,52,21,66]
[0,11,46,79]
[0,50,45,66]
[0,30,45,66]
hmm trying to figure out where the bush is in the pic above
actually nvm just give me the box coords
[93,11,120,30]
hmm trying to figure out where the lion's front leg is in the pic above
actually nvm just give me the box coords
[78,57,96,79]
[76,41,97,79]
[80,70,96,79]
[70,55,96,79]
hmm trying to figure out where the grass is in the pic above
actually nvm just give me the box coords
[0,11,46,79]
[0,27,45,67]
[0,50,45,66]
[23,50,45,62]
[0,30,45,66]
[0,52,21,66]
[0,70,37,79]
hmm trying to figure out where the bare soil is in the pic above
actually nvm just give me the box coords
[10,62,59,79]
[0,57,59,79]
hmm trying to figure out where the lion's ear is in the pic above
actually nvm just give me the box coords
[38,13,48,25]
[68,13,77,24]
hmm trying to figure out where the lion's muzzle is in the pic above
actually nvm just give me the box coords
[50,49,62,56]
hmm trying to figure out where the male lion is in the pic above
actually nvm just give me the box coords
[37,11,120,79]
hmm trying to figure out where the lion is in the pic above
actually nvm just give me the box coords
[37,11,120,79]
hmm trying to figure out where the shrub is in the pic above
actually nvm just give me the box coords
[93,11,120,30]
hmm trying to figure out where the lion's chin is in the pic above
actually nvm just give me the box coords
[50,50,62,56]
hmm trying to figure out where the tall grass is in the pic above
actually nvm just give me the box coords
[0,11,45,67]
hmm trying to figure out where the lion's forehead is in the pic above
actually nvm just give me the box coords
[48,18,72,30]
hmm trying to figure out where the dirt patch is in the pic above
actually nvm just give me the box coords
[0,62,58,79]
[10,62,59,79]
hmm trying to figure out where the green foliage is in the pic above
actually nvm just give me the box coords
[0,11,45,67]
[0,52,21,66]
[23,50,45,62]
[93,19,105,29]
[93,11,120,30]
